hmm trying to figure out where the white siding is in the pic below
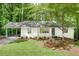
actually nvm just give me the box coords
[21,27,28,37]
[55,27,74,39]
[21,27,74,39]
[21,27,52,38]
[21,27,39,38]
[31,28,39,37]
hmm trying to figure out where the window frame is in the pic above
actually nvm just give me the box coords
[40,27,49,33]
[28,28,31,34]
[63,28,68,33]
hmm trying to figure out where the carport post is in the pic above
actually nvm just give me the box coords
[6,28,8,37]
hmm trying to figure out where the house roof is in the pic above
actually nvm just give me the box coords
[3,21,73,28]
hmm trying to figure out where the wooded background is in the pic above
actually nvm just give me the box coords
[0,3,79,40]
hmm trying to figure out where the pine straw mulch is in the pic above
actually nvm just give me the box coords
[36,39,79,56]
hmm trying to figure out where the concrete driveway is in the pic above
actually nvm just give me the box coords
[0,36,18,45]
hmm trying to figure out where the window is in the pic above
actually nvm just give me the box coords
[40,28,49,33]
[63,28,68,33]
[28,28,31,34]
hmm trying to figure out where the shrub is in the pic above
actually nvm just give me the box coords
[18,36,29,40]
[37,37,50,41]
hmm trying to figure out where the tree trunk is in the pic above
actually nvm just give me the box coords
[61,11,65,40]
[62,28,65,40]
[5,28,8,38]
[76,28,79,40]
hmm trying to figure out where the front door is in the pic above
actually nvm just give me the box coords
[52,28,55,36]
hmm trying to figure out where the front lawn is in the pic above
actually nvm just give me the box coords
[0,40,72,56]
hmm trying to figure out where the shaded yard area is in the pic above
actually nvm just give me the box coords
[0,40,79,56]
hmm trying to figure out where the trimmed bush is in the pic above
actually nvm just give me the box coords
[37,37,50,41]
[17,36,29,40]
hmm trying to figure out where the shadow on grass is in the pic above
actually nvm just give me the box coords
[9,39,27,44]
[74,40,79,46]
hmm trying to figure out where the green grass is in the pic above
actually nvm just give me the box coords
[0,40,70,56]
[9,39,27,43]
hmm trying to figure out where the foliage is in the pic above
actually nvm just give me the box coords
[0,3,79,39]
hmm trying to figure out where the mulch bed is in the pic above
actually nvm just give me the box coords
[0,36,6,40]
[55,47,79,56]
[44,37,74,50]
[17,36,75,51]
